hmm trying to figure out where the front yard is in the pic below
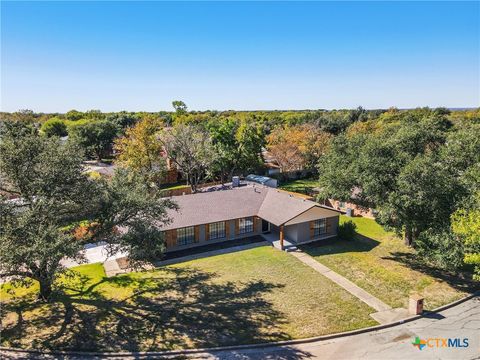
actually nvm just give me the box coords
[302,216,478,310]
[1,246,376,352]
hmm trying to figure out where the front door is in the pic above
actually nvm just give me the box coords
[261,219,270,233]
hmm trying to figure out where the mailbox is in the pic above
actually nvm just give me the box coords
[409,295,424,315]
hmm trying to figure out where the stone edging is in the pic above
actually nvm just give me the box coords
[1,291,478,358]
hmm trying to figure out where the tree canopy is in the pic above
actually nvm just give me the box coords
[0,125,176,300]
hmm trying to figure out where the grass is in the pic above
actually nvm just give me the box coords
[1,246,377,352]
[302,216,478,310]
[279,178,318,194]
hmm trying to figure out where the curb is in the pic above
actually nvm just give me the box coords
[1,291,478,358]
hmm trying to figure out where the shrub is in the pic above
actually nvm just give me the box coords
[338,220,357,241]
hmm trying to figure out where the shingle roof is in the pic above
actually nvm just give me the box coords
[162,186,338,230]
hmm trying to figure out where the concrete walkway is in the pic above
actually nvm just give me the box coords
[289,250,392,313]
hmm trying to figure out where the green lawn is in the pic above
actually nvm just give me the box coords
[303,216,478,310]
[1,246,377,352]
[279,178,319,194]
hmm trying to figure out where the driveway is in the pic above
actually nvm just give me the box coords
[60,243,127,268]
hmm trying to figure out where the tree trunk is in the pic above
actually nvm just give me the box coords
[404,226,413,247]
[38,278,53,302]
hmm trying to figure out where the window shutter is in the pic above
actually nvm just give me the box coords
[225,221,230,239]
[205,224,210,240]
[310,221,314,239]
[326,218,332,234]
[235,219,239,235]
[194,226,200,243]
[165,230,177,249]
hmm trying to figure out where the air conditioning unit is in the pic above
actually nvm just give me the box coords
[232,176,240,187]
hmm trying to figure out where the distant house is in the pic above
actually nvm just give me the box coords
[245,174,278,188]
[162,185,341,252]
[317,187,377,219]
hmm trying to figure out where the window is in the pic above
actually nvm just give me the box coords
[313,219,327,236]
[177,226,195,246]
[209,221,226,240]
[239,217,254,234]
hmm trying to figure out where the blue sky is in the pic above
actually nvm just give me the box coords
[1,1,479,112]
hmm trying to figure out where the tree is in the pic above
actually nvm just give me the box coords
[68,120,119,160]
[172,100,188,115]
[91,169,177,263]
[207,118,264,182]
[0,128,97,300]
[158,125,216,193]
[0,126,176,301]
[381,155,462,246]
[106,112,140,132]
[40,118,68,137]
[114,117,167,187]
[65,109,84,121]
[452,191,480,281]
[318,113,453,246]
[267,124,331,173]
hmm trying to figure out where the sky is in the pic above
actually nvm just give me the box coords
[1,1,479,112]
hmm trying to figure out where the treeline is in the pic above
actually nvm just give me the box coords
[317,107,480,277]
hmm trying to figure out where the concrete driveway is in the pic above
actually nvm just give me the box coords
[60,243,127,268]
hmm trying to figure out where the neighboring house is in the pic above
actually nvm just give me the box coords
[162,185,341,252]
[325,199,376,219]
[83,159,178,184]
[262,149,281,176]
[316,187,377,219]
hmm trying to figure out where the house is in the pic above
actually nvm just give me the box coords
[316,187,377,219]
[325,199,376,219]
[162,185,341,252]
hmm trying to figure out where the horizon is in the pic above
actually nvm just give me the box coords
[1,1,479,112]
[1,106,478,115]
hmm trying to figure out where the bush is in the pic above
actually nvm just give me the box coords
[40,118,68,137]
[415,229,465,270]
[338,220,357,241]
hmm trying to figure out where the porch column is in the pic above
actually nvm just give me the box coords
[280,225,284,250]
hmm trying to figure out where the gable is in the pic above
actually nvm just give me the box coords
[284,206,340,226]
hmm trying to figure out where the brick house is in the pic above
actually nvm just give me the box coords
[162,185,341,252]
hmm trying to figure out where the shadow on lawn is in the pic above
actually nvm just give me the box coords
[300,235,380,256]
[1,267,294,354]
[383,252,480,293]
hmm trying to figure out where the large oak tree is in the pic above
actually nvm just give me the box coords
[0,124,176,301]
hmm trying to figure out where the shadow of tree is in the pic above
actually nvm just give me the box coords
[383,251,480,293]
[1,267,291,353]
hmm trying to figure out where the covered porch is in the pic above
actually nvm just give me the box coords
[260,216,339,251]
